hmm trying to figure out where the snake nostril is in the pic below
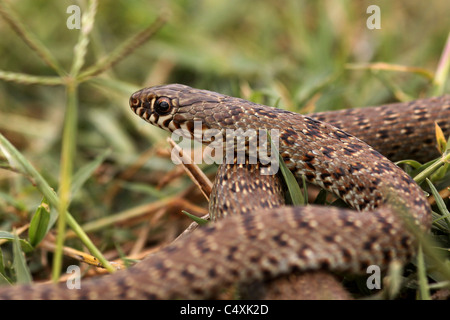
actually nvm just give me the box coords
[129,97,140,108]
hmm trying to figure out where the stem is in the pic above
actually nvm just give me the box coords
[431,31,450,96]
[0,0,64,76]
[414,152,450,184]
[52,80,78,282]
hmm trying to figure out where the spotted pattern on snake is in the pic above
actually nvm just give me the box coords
[0,84,449,299]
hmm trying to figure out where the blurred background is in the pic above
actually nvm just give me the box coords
[0,0,448,286]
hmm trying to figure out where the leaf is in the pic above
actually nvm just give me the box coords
[121,182,167,198]
[435,122,447,154]
[0,248,12,286]
[267,132,305,205]
[12,233,32,284]
[182,210,209,225]
[395,159,423,169]
[71,148,111,197]
[302,175,308,205]
[426,178,450,228]
[29,197,51,247]
[413,156,448,184]
[313,189,328,205]
[0,272,11,286]
[416,246,431,300]
[0,232,33,252]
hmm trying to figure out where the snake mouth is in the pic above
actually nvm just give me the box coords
[130,99,152,122]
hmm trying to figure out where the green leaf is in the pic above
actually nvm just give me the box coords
[71,148,111,197]
[413,155,450,184]
[426,179,450,229]
[395,159,423,169]
[431,31,450,96]
[182,210,209,225]
[267,132,305,205]
[12,233,32,284]
[29,197,51,247]
[0,232,33,252]
[435,122,447,154]
[0,272,11,286]
[0,248,12,286]
[121,182,167,198]
[313,189,328,205]
[302,175,308,205]
[416,246,431,300]
[0,248,4,275]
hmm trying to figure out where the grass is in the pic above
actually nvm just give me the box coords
[0,0,448,299]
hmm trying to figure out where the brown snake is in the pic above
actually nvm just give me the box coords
[0,84,449,299]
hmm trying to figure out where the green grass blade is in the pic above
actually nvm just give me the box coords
[78,15,167,81]
[267,132,305,205]
[70,148,111,197]
[121,182,168,199]
[52,82,78,282]
[395,159,423,170]
[182,210,209,226]
[413,152,450,184]
[416,246,431,300]
[0,132,115,273]
[302,175,308,205]
[0,248,11,285]
[0,70,63,85]
[426,178,450,229]
[88,109,136,154]
[313,189,328,205]
[29,197,51,247]
[0,232,33,253]
[0,0,64,75]
[0,273,10,286]
[0,248,6,276]
[12,233,32,284]
[431,31,450,96]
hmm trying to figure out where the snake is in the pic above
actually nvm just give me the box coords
[0,84,449,299]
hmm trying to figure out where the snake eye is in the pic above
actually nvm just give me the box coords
[154,97,172,115]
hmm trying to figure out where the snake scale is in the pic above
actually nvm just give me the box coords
[0,84,449,299]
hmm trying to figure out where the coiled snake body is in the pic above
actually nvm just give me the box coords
[0,84,449,299]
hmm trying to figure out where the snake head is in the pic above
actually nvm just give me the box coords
[130,84,231,136]
[130,84,182,133]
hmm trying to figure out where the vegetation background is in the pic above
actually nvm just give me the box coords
[0,0,448,299]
